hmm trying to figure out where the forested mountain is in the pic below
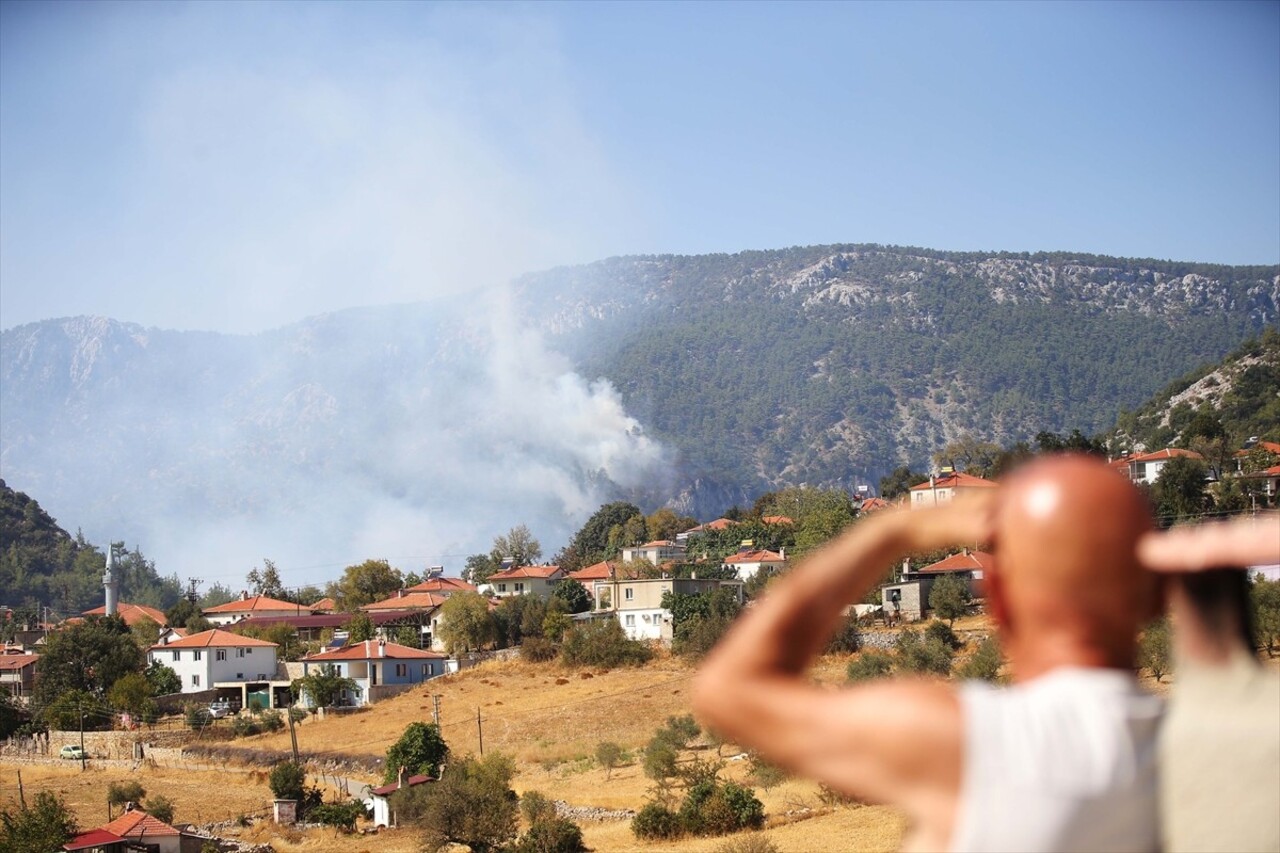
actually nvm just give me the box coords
[1111,328,1280,452]
[0,479,182,615]
[1,244,1275,585]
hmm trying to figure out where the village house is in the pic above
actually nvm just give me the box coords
[61,829,129,853]
[147,628,290,710]
[722,548,787,581]
[909,471,998,509]
[202,593,309,626]
[0,650,38,699]
[79,602,168,628]
[592,575,744,642]
[880,550,992,622]
[299,639,447,707]
[367,768,434,827]
[100,806,206,853]
[483,565,566,599]
[1109,447,1205,486]
[620,540,687,565]
[308,596,337,613]
[405,575,476,596]
[677,518,737,541]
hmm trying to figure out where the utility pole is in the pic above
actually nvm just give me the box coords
[287,704,300,763]
[79,700,86,771]
[432,694,442,727]
[476,707,483,755]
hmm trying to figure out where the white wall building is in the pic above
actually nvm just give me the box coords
[146,628,278,693]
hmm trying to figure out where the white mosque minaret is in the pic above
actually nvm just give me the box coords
[103,546,119,617]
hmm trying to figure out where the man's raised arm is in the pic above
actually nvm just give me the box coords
[691,499,993,805]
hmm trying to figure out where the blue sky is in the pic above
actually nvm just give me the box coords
[2,0,1277,333]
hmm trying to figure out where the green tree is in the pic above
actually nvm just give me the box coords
[439,591,496,654]
[246,559,287,600]
[595,741,624,781]
[292,664,360,708]
[895,629,954,676]
[32,615,144,710]
[396,753,520,853]
[879,466,929,501]
[493,524,543,568]
[463,553,501,585]
[142,795,174,823]
[550,578,590,614]
[107,780,146,814]
[343,612,376,643]
[1137,618,1172,682]
[570,502,643,565]
[928,574,971,627]
[559,619,653,668]
[44,688,110,731]
[107,671,155,719]
[268,760,307,802]
[384,721,450,783]
[0,791,78,853]
[333,559,403,610]
[144,660,182,696]
[1251,576,1280,657]
[1151,456,1210,523]
[645,508,698,542]
[129,615,162,651]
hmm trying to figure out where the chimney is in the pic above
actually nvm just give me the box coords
[902,557,911,577]
[398,765,407,789]
[779,547,786,561]
[378,639,386,657]
[241,590,249,601]
[103,546,119,618]
[397,589,404,598]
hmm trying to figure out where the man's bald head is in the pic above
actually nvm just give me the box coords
[991,454,1156,669]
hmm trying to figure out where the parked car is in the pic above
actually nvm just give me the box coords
[207,700,233,719]
[59,744,86,760]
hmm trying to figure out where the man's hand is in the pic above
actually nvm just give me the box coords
[1138,513,1280,573]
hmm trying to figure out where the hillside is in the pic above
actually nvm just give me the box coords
[1,244,1275,585]
[1112,328,1280,451]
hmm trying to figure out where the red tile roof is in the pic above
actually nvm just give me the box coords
[635,540,680,549]
[859,497,890,512]
[918,551,994,574]
[909,472,998,490]
[723,550,785,565]
[569,561,616,581]
[761,515,794,525]
[63,829,127,850]
[81,602,168,627]
[1234,440,1280,458]
[370,773,434,797]
[0,653,38,671]
[684,518,737,534]
[204,595,303,614]
[147,628,277,651]
[309,597,337,612]
[102,809,181,837]
[303,640,446,662]
[405,577,476,594]
[488,565,564,581]
[1118,447,1204,464]
[362,591,447,611]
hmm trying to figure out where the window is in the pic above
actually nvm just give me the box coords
[395,663,408,677]
[515,582,524,593]
[624,588,634,601]
[236,673,243,680]
[422,663,432,676]
[192,674,200,687]
[498,583,507,593]
[625,614,635,626]
[237,648,246,658]
[172,650,180,661]
[193,650,202,661]
[216,649,227,662]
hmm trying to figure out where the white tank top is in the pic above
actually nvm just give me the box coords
[949,668,1163,853]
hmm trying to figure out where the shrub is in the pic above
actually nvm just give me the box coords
[846,651,893,682]
[520,790,556,826]
[713,833,781,853]
[664,714,701,747]
[631,801,681,840]
[924,619,962,651]
[0,791,78,853]
[520,636,558,663]
[1138,618,1172,683]
[895,629,954,676]
[396,753,519,852]
[560,619,653,668]
[514,816,586,853]
[258,709,285,733]
[287,707,308,723]
[746,754,786,790]
[383,722,449,783]
[308,800,366,831]
[184,703,212,731]
[268,761,307,802]
[825,613,862,654]
[642,738,679,781]
[957,635,1004,682]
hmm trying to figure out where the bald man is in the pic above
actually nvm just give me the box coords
[694,455,1163,852]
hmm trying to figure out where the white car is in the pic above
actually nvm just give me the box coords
[207,701,233,719]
